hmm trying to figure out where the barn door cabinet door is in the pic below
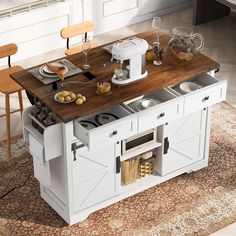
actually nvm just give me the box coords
[72,142,119,212]
[157,108,208,176]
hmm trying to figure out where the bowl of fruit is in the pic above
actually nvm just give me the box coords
[54,90,76,103]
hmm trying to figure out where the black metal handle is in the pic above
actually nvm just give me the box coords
[215,68,219,73]
[71,143,85,161]
[164,137,169,154]
[113,130,118,135]
[73,151,76,161]
[203,96,209,102]
[116,156,121,174]
[160,112,165,118]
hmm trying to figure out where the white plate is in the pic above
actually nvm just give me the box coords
[54,91,76,104]
[179,82,202,94]
[141,98,157,109]
[39,62,68,78]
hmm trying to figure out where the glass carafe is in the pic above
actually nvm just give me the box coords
[167,27,204,64]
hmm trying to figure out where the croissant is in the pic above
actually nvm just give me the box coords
[46,62,66,80]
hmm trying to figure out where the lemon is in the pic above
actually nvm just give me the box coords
[65,96,72,102]
[146,51,154,61]
[60,91,69,97]
[77,93,83,98]
[76,98,83,105]
[81,96,86,102]
[70,92,76,99]
[185,52,193,61]
[58,96,65,102]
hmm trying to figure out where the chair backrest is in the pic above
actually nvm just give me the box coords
[0,43,18,59]
[60,21,94,39]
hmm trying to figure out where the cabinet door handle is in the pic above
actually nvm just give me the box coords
[160,112,165,118]
[113,130,118,135]
[164,137,169,154]
[116,156,121,174]
[203,96,209,102]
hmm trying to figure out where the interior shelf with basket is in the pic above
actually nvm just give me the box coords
[121,147,161,186]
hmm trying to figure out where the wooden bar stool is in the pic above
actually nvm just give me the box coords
[60,21,98,56]
[0,43,24,161]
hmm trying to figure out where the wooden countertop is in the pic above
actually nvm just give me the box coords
[11,31,219,123]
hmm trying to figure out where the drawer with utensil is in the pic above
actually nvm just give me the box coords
[123,89,184,133]
[168,73,227,115]
[74,105,138,150]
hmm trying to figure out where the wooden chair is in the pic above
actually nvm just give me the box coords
[0,43,24,161]
[60,21,98,56]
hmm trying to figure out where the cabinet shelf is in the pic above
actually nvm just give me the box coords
[121,141,162,161]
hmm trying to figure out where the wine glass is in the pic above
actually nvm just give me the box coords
[82,38,91,69]
[152,17,161,48]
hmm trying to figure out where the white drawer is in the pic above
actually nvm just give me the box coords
[74,105,138,150]
[138,99,183,132]
[169,74,227,115]
[123,89,184,133]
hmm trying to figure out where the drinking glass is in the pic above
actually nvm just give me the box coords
[152,17,162,48]
[82,38,91,69]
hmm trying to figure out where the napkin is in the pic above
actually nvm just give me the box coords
[45,62,66,80]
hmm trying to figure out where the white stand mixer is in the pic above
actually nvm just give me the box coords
[111,37,149,86]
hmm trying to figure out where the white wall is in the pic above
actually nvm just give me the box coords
[0,0,192,66]
[0,0,93,67]
[93,0,193,35]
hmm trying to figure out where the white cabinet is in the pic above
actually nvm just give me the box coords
[23,71,227,225]
[157,109,207,176]
[72,143,119,212]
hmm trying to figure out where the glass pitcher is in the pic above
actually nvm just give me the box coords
[167,27,204,64]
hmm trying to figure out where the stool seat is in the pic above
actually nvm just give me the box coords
[0,66,23,94]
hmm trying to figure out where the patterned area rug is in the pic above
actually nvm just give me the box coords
[0,102,236,236]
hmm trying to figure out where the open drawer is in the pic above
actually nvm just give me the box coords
[74,105,138,150]
[123,89,184,133]
[168,74,227,115]
[23,107,63,161]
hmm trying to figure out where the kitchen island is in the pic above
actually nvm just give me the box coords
[11,31,227,225]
